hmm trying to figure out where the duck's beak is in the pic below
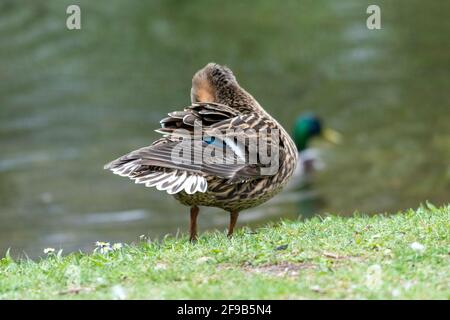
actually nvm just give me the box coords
[321,128,342,144]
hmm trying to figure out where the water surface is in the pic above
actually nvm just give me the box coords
[0,0,448,258]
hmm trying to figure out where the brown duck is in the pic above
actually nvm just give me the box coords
[104,63,298,241]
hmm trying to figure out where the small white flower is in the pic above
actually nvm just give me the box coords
[365,264,382,289]
[102,247,112,254]
[111,285,127,300]
[410,242,425,252]
[95,241,110,247]
[154,263,167,271]
[403,281,414,290]
[391,288,401,297]
[44,248,55,254]
[94,241,112,254]
[112,243,123,250]
[310,285,323,293]
[196,256,212,264]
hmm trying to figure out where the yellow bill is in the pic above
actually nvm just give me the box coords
[321,128,343,144]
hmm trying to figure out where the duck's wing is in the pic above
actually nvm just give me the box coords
[104,102,279,194]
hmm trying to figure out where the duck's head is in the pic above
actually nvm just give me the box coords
[191,63,238,103]
[293,113,342,152]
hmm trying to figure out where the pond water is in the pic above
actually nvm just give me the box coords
[0,0,448,258]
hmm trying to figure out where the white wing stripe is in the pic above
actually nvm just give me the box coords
[110,160,207,194]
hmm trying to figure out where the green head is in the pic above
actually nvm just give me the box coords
[292,113,341,152]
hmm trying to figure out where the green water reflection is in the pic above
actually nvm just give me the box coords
[0,0,448,257]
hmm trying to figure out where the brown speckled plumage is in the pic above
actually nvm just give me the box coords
[105,63,298,240]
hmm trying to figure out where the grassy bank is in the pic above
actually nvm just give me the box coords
[0,205,448,299]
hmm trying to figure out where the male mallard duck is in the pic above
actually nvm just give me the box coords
[291,114,341,181]
[104,63,298,241]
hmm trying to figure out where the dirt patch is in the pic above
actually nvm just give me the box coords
[58,286,95,295]
[322,252,365,263]
[322,251,351,260]
[244,262,315,277]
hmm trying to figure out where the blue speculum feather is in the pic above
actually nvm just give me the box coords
[203,136,224,147]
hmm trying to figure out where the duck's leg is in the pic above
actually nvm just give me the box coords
[189,206,199,242]
[227,211,239,238]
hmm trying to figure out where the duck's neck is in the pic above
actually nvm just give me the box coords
[215,84,262,113]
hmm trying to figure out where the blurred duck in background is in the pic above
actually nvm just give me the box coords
[288,113,342,188]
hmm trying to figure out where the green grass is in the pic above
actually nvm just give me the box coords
[1,204,449,299]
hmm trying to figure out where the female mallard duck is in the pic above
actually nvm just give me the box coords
[104,63,298,241]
